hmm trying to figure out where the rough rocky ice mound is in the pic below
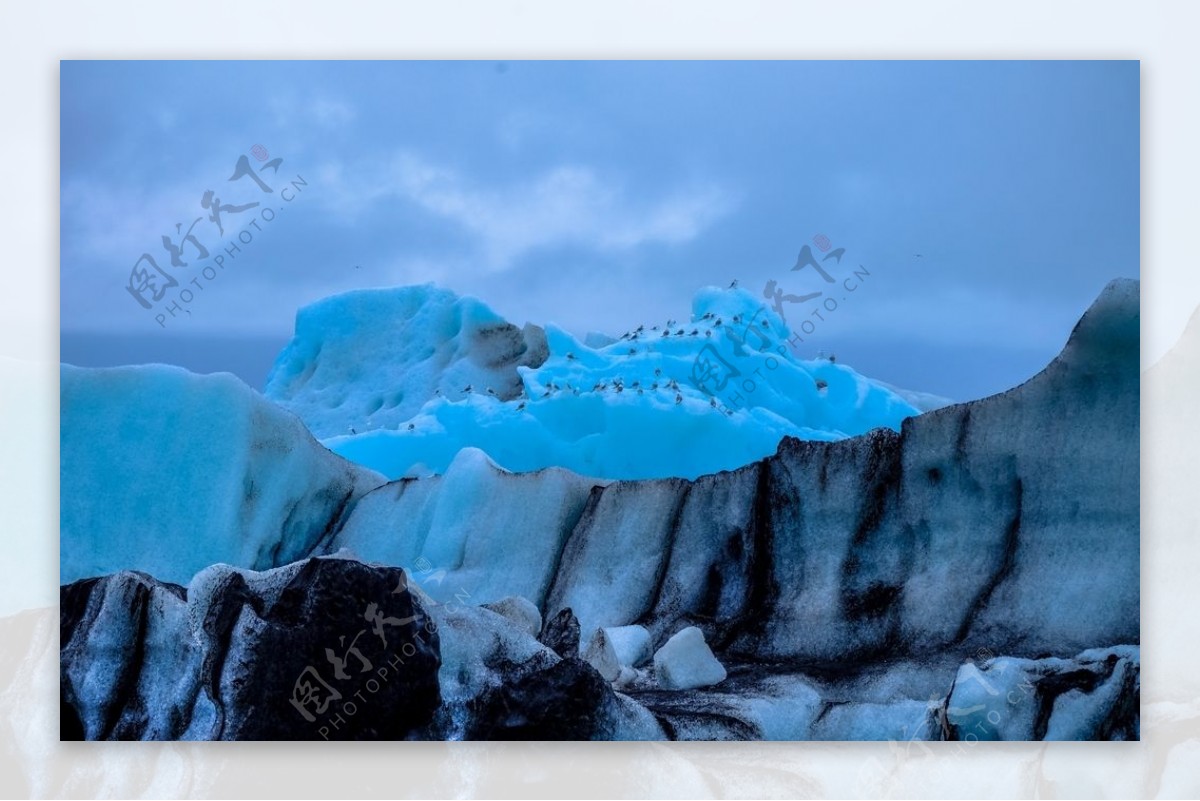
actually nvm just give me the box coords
[58,556,1139,741]
[267,284,934,481]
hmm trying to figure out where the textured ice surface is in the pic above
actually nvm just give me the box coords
[267,283,927,480]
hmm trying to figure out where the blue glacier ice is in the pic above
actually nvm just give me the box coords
[266,284,937,481]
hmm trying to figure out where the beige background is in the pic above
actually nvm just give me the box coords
[1,1,1193,796]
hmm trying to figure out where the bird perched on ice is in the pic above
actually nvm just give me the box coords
[462,384,473,394]
[675,393,683,405]
[516,401,526,411]
[729,279,738,288]
[486,387,496,396]
[407,423,415,431]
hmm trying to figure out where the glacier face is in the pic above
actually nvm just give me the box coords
[267,283,929,481]
[57,279,1139,740]
[60,364,386,586]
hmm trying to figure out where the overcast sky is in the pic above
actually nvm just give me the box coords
[60,60,1138,400]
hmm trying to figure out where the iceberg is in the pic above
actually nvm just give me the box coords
[267,283,926,481]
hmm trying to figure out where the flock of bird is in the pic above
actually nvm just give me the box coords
[454,372,691,407]
[347,280,852,438]
[440,287,758,413]
[403,280,838,428]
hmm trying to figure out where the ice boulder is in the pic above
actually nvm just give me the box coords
[583,625,653,682]
[653,626,727,690]
[482,596,543,639]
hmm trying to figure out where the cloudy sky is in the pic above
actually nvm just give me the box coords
[60,60,1138,400]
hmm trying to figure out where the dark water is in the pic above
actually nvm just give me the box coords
[60,331,290,391]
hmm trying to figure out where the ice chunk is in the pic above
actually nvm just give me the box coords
[583,625,652,682]
[482,596,543,639]
[653,626,727,690]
